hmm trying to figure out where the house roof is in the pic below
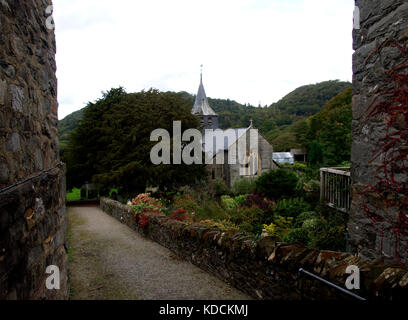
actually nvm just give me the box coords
[191,73,217,116]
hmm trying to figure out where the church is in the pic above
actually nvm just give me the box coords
[191,71,277,187]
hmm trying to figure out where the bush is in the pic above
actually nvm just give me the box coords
[294,211,318,228]
[173,193,200,214]
[255,169,299,200]
[272,198,311,219]
[282,228,311,246]
[213,178,230,196]
[195,201,229,221]
[230,206,264,234]
[302,179,320,204]
[232,178,257,195]
[169,208,190,221]
[264,215,293,239]
[221,195,236,211]
[309,225,346,252]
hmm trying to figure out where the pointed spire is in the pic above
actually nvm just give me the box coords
[191,66,217,116]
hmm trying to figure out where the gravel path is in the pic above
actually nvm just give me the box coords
[68,206,250,300]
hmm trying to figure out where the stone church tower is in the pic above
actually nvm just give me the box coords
[191,70,219,130]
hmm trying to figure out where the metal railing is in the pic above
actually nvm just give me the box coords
[320,167,351,213]
[0,162,63,195]
[298,268,366,301]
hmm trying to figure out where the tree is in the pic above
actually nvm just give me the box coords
[65,88,207,195]
[255,169,299,200]
[308,140,324,166]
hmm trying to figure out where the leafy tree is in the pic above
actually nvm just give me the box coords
[65,88,207,195]
[307,140,324,166]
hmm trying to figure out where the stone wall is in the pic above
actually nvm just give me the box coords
[350,0,408,265]
[0,0,68,299]
[101,198,408,300]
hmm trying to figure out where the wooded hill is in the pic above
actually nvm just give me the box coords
[59,80,351,158]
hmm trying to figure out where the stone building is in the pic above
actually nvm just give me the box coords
[350,0,408,265]
[192,73,277,187]
[0,0,68,299]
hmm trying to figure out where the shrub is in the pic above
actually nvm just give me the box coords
[221,195,236,211]
[309,225,346,252]
[232,178,257,195]
[272,198,311,219]
[264,215,293,239]
[170,208,190,221]
[230,206,264,234]
[255,169,299,200]
[282,228,311,246]
[303,179,320,203]
[195,201,229,221]
[234,195,247,207]
[221,195,248,211]
[173,193,200,214]
[131,193,163,209]
[213,178,230,196]
[294,211,318,228]
[199,220,241,232]
[293,163,307,172]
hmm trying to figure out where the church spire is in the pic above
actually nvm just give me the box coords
[191,66,216,116]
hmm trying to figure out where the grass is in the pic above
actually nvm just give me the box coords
[66,188,81,201]
[66,187,118,201]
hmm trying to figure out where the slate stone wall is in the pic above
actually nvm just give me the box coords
[101,198,408,300]
[350,0,408,265]
[0,0,68,299]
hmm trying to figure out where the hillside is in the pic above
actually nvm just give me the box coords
[272,87,352,165]
[58,80,351,155]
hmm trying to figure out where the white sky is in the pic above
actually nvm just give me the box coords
[54,0,355,120]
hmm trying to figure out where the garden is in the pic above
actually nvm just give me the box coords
[126,163,348,252]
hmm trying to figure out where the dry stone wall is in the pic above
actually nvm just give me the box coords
[101,198,408,300]
[350,0,408,265]
[0,0,68,299]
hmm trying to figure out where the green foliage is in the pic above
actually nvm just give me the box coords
[264,215,293,238]
[173,193,200,214]
[60,81,350,161]
[308,140,324,166]
[195,201,229,221]
[271,87,352,165]
[308,222,347,252]
[64,88,207,193]
[302,179,321,204]
[294,211,318,228]
[213,178,230,196]
[234,195,247,207]
[255,169,299,200]
[282,228,311,246]
[229,206,265,234]
[66,188,81,201]
[221,195,236,211]
[272,198,311,219]
[232,178,257,196]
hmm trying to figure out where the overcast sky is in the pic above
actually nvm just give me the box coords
[54,0,355,120]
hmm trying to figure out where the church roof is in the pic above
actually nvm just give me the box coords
[203,128,249,158]
[191,73,217,116]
